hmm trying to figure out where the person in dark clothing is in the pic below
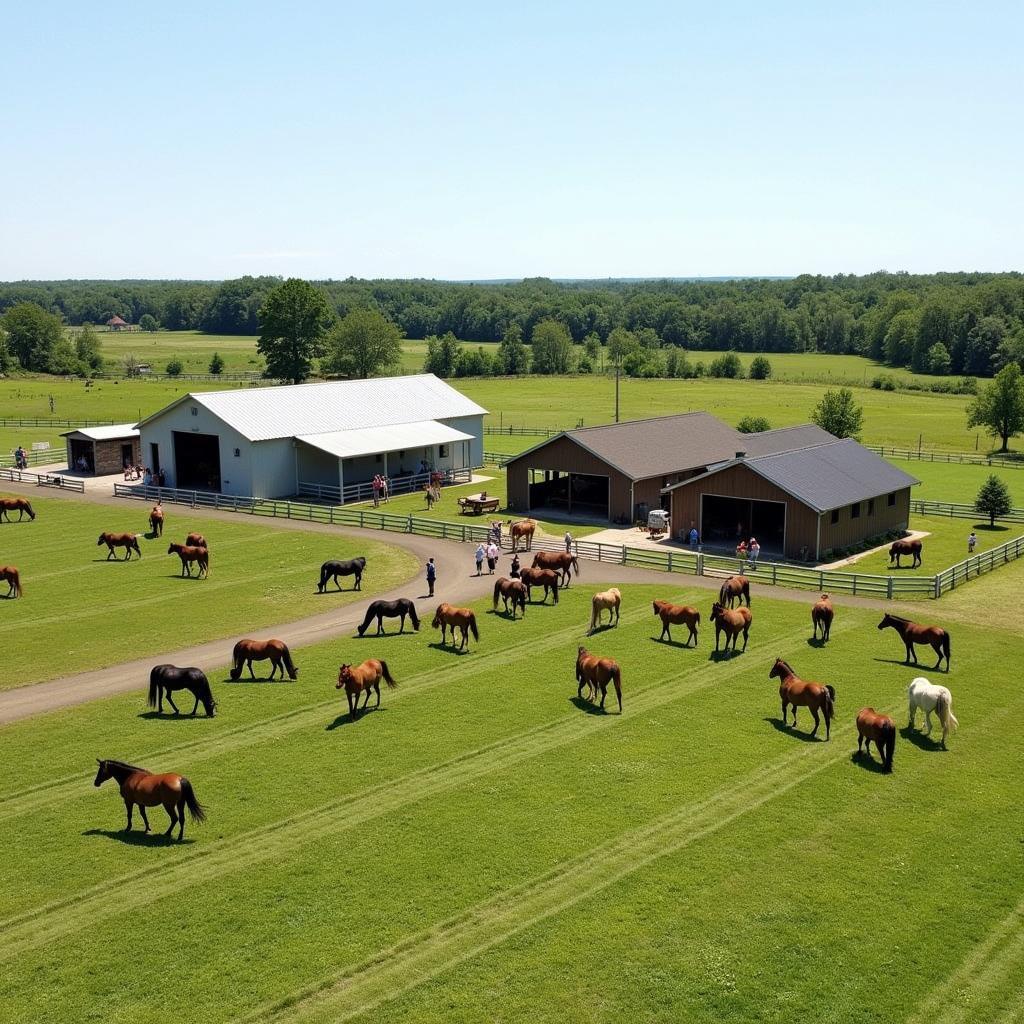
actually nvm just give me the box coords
[426,557,436,596]
[510,554,521,578]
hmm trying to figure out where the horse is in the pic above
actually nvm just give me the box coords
[492,577,528,619]
[889,538,922,569]
[856,708,896,772]
[576,646,623,713]
[336,659,397,719]
[907,676,959,748]
[710,602,752,654]
[877,613,950,671]
[149,505,164,537]
[769,658,835,740]
[508,519,537,552]
[531,551,580,587]
[431,603,479,650]
[589,588,621,633]
[519,566,560,604]
[718,575,750,608]
[97,532,142,560]
[357,598,420,636]
[229,638,298,681]
[0,497,35,522]
[93,759,206,840]
[148,665,216,717]
[1,565,22,598]
[185,532,208,549]
[811,594,834,642]
[317,556,366,593]
[168,542,209,578]
[652,599,699,646]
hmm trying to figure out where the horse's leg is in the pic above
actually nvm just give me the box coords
[190,691,200,715]
[355,572,361,591]
[335,574,342,591]
[362,687,372,711]
[247,659,256,680]
[124,798,134,831]
[781,698,788,724]
[857,733,863,753]
[166,690,180,715]
[139,805,151,833]
[347,690,357,719]
[374,681,382,708]
[106,546,114,560]
[933,643,944,670]
[908,699,916,730]
[810,706,820,737]
[905,641,915,665]
[398,614,404,635]
[924,707,933,735]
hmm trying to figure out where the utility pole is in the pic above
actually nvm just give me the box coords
[615,359,620,423]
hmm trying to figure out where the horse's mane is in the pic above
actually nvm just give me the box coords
[885,614,911,623]
[774,657,792,672]
[103,759,149,774]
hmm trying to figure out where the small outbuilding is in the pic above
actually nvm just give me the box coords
[62,424,141,474]
[105,315,137,332]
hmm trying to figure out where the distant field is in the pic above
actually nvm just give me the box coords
[72,329,264,375]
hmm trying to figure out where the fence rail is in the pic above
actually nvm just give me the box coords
[934,535,1024,593]
[910,499,1024,523]
[482,451,513,467]
[297,468,474,506]
[0,417,117,429]
[0,467,85,492]
[1,448,65,469]
[483,426,560,437]
[868,445,1024,469]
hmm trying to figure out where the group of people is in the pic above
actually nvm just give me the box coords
[736,536,761,565]
[371,474,389,508]
[141,466,166,487]
[123,463,145,481]
[12,445,29,470]
[474,540,506,576]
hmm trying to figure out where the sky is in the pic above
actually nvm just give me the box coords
[1,1,1022,280]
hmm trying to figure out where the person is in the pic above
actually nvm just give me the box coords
[510,553,521,578]
[486,540,499,574]
[736,539,748,559]
[372,474,381,508]
[76,455,88,472]
[967,531,977,554]
[688,524,699,549]
[15,445,27,470]
[418,458,429,475]
[144,466,152,486]
[157,468,166,487]
[564,530,573,553]
[380,476,389,503]
[475,542,485,576]
[425,482,435,510]
[749,537,761,565]
[425,557,436,597]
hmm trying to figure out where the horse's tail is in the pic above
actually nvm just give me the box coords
[25,501,35,520]
[589,598,597,633]
[408,603,420,630]
[468,612,480,641]
[882,723,896,773]
[942,631,951,666]
[571,555,580,575]
[744,580,751,605]
[493,579,501,610]
[937,693,959,734]
[180,777,207,824]
[379,660,398,688]
[147,667,160,708]
[611,665,623,713]
[281,644,298,679]
[824,684,836,717]
[229,643,243,680]
[719,582,728,605]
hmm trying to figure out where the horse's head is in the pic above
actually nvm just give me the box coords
[877,614,892,630]
[167,544,175,554]
[820,593,830,602]
[711,602,723,619]
[93,760,111,787]
[202,695,217,717]
[336,664,352,689]
[96,534,105,546]
[769,657,789,680]
[577,646,588,659]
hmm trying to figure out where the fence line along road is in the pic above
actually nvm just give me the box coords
[0,416,117,429]
[0,467,86,492]
[909,499,1024,523]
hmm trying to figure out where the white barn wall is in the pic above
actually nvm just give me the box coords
[251,438,298,498]
[441,414,484,466]
[296,444,339,487]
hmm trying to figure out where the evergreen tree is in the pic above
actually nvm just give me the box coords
[974,474,1012,526]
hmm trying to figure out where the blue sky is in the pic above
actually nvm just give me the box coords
[2,1,1021,279]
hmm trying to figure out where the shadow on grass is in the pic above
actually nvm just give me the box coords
[164,574,208,581]
[708,648,746,662]
[326,706,385,730]
[587,622,620,637]
[850,750,892,774]
[137,710,212,721]
[426,642,473,656]
[900,726,946,752]
[221,676,294,685]
[806,636,829,649]
[487,608,525,622]
[651,635,698,649]
[82,828,195,846]
[763,716,825,743]
[354,629,418,639]
[569,695,612,716]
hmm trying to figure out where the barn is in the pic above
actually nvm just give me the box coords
[135,374,486,500]
[61,424,141,475]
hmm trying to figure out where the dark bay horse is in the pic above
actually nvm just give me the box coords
[168,542,209,578]
[769,658,835,740]
[889,538,922,568]
[336,659,397,719]
[878,613,950,671]
[148,665,216,717]
[94,759,206,840]
[185,532,208,549]
[711,602,752,653]
[508,519,537,552]
[718,575,750,608]
[652,599,699,645]
[576,646,623,713]
[811,594,834,642]
[317,557,366,592]
[0,497,35,522]
[98,532,142,560]
[856,708,896,772]
[229,638,298,680]
[519,566,560,604]
[432,603,479,650]
[149,504,164,537]
[1,565,23,598]
[357,598,420,636]
[531,551,579,587]
[493,577,527,618]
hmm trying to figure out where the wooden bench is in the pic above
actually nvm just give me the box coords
[458,496,501,516]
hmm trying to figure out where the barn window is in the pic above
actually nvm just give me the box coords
[234,448,241,458]
[868,498,875,516]
[439,444,449,458]
[830,509,839,525]
[851,502,861,519]
[887,492,896,507]
[190,407,198,417]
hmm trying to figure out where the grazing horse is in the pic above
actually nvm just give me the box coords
[149,504,164,537]
[589,588,621,633]
[652,599,699,646]
[168,542,209,578]
[148,665,216,717]
[93,759,206,840]
[336,659,397,719]
[229,638,298,681]
[317,556,366,593]
[0,497,35,522]
[710,602,752,654]
[878,613,950,671]
[889,538,922,569]
[185,532,208,548]
[718,575,750,608]
[1,565,23,598]
[576,646,623,713]
[811,594,834,641]
[769,658,835,740]
[519,566,560,604]
[856,708,896,772]
[97,532,142,560]
[357,598,420,636]
[907,676,959,748]
[508,519,537,552]
[493,577,528,619]
[431,603,479,650]
[531,551,580,587]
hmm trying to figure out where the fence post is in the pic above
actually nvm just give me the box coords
[887,576,893,600]
[934,575,941,599]
[620,545,626,565]
[696,552,704,576]
[667,552,672,573]
[771,564,777,585]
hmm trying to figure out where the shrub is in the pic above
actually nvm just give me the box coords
[166,359,183,376]
[749,355,772,379]
[208,352,225,374]
[737,415,772,433]
[872,373,897,391]
[708,352,743,378]
[139,313,159,332]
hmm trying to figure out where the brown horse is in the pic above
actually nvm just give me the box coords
[185,532,208,548]
[710,602,752,654]
[229,638,298,681]
[508,519,537,552]
[168,542,209,578]
[878,613,950,671]
[519,566,560,604]
[576,646,623,713]
[432,603,480,650]
[811,594,834,642]
[652,599,699,646]
[149,504,164,537]
[0,497,35,522]
[769,658,835,740]
[336,659,397,719]
[93,758,206,840]
[531,551,580,587]
[856,708,896,772]
[718,575,750,608]
[1,565,23,598]
[97,532,142,560]
[889,538,922,568]
[589,588,621,633]
[492,577,528,618]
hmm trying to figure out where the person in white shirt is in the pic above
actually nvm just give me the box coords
[475,543,485,576]
[486,541,499,574]
[564,531,573,553]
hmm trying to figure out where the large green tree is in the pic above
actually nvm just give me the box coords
[75,323,104,371]
[422,332,460,377]
[497,322,529,375]
[1,302,64,372]
[323,308,403,379]
[967,363,1024,452]
[811,387,864,440]
[530,319,574,374]
[974,474,1012,527]
[257,279,335,384]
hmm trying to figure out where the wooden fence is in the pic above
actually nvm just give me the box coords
[909,499,1024,523]
[867,445,1024,469]
[1,448,65,469]
[0,467,85,492]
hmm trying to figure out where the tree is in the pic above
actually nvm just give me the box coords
[967,363,1024,452]
[1,302,63,372]
[75,323,104,371]
[811,387,864,439]
[583,332,601,372]
[208,352,225,374]
[530,319,574,374]
[123,353,140,377]
[139,313,159,332]
[749,355,772,379]
[927,342,951,375]
[166,359,184,376]
[497,322,530,375]
[974,474,1012,527]
[323,308,403,379]
[48,336,83,375]
[422,332,460,377]
[606,326,637,367]
[737,415,772,433]
[257,278,335,384]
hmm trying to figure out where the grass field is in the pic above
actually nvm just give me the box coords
[0,498,417,688]
[0,577,1021,1023]
[73,329,265,376]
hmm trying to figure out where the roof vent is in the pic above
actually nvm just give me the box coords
[735,450,746,459]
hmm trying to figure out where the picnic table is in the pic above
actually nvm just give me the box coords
[458,493,501,516]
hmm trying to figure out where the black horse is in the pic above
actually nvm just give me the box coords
[357,598,420,636]
[147,665,217,717]
[317,557,366,593]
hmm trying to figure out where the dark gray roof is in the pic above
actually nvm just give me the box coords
[733,424,836,458]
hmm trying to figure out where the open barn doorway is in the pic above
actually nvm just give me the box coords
[701,494,786,555]
[527,470,609,520]
[173,431,221,492]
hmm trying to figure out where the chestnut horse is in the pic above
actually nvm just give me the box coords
[889,538,922,568]
[185,532,208,548]
[576,646,622,712]
[229,638,298,681]
[492,577,528,619]
[0,497,35,522]
[97,532,141,560]
[149,504,164,537]
[589,588,621,633]
[907,676,959,748]
[878,613,950,671]
[769,658,835,740]
[811,594,834,642]
[432,603,480,650]
[93,758,206,840]
[508,519,537,552]
[168,542,209,578]
[336,659,397,719]
[531,551,580,587]
[719,575,750,608]
[856,708,896,772]
[1,565,23,598]
[652,599,699,646]
[519,566,560,604]
[710,602,752,653]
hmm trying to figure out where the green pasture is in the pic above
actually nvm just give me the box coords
[903,460,1024,505]
[0,582,1020,1023]
[0,497,417,688]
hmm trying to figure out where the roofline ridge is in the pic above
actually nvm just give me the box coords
[567,410,719,435]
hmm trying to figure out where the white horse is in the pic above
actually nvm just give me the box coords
[907,676,959,748]
[589,588,621,634]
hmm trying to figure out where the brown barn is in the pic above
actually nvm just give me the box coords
[62,425,141,475]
